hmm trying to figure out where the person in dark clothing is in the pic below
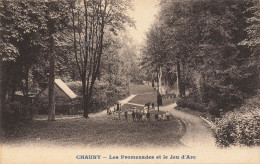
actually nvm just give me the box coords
[136,111,139,122]
[125,111,128,120]
[116,102,120,111]
[152,103,154,109]
[147,102,150,110]
[155,113,159,121]
[132,110,136,122]
[138,112,142,122]
[136,110,141,122]
[146,112,151,122]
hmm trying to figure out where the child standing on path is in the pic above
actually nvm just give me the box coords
[125,111,128,120]
[132,108,136,122]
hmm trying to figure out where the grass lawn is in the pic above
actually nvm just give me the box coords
[1,84,183,148]
[129,84,154,94]
[128,93,175,106]
[2,114,185,148]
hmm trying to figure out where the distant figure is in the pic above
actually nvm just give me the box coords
[132,109,136,122]
[118,110,121,120]
[166,111,170,121]
[116,102,120,111]
[155,113,159,121]
[136,110,140,122]
[147,102,150,110]
[152,103,154,109]
[125,111,128,120]
[139,112,143,122]
[136,110,142,122]
[146,112,151,122]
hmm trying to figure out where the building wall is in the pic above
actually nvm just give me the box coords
[37,84,71,102]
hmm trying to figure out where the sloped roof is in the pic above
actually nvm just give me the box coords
[55,79,77,99]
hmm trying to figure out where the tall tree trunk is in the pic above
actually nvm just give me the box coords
[24,66,30,118]
[82,76,89,118]
[158,66,162,94]
[48,36,55,121]
[0,56,3,131]
[10,79,16,102]
[199,71,206,103]
[25,66,29,102]
[157,71,160,111]
[176,60,182,98]
[182,62,186,97]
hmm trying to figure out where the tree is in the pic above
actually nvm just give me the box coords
[0,1,44,103]
[44,1,71,121]
[142,0,260,113]
[70,0,133,118]
[0,1,71,120]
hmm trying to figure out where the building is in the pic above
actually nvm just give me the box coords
[37,79,77,101]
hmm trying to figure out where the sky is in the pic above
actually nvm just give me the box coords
[127,0,160,45]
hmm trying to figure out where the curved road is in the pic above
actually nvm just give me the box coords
[160,103,216,148]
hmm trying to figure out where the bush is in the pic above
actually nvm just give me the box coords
[176,98,186,107]
[215,92,260,147]
[215,109,260,147]
[207,100,220,117]
[2,102,20,129]
[35,99,81,115]
[176,96,208,113]
[1,101,36,129]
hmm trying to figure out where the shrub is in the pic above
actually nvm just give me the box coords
[215,108,260,147]
[176,98,186,107]
[2,102,20,129]
[215,92,260,147]
[176,96,208,113]
[207,100,220,117]
[1,101,35,129]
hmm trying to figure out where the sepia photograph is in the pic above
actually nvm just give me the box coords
[0,0,259,163]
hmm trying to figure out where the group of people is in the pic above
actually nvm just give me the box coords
[107,101,170,122]
[128,107,151,122]
[107,102,122,119]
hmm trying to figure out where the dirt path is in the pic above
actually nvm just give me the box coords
[160,103,216,148]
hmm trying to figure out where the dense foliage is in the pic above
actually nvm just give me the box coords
[0,0,136,121]
[215,90,260,147]
[142,0,260,114]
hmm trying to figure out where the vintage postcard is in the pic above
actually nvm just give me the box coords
[0,0,260,163]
